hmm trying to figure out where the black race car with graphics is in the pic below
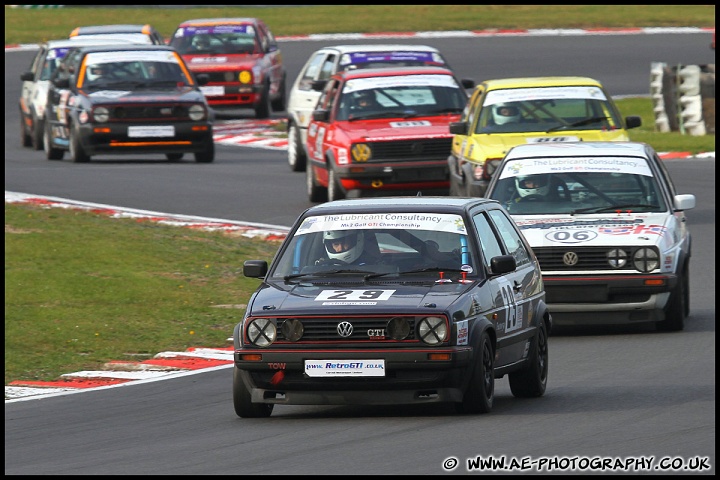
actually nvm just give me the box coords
[44,44,215,163]
[233,196,552,417]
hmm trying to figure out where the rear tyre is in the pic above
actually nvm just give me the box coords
[509,319,548,397]
[69,125,90,163]
[657,265,688,332]
[306,163,327,203]
[44,122,63,160]
[233,366,273,418]
[455,330,494,414]
[287,123,307,172]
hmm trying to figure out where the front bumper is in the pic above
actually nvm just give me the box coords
[235,346,473,405]
[542,273,677,325]
[335,160,449,192]
[201,83,262,108]
[77,122,213,155]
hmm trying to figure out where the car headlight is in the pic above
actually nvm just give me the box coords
[93,107,109,123]
[387,317,411,340]
[607,248,628,268]
[247,318,277,347]
[280,318,304,342]
[417,316,448,345]
[632,247,659,273]
[188,104,206,121]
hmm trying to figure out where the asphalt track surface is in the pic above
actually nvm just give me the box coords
[5,28,716,475]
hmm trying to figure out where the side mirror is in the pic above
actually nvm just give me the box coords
[625,115,642,129]
[461,78,475,89]
[674,194,696,211]
[449,121,468,135]
[489,254,517,276]
[195,73,209,86]
[52,77,70,89]
[310,80,327,92]
[20,71,34,82]
[312,109,329,122]
[243,260,268,278]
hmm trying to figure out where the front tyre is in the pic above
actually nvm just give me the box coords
[271,75,287,112]
[194,142,214,163]
[20,109,32,147]
[233,366,273,418]
[69,125,90,163]
[657,265,688,332]
[255,82,271,119]
[456,330,494,414]
[44,122,64,160]
[327,165,345,202]
[509,318,548,397]
[306,163,327,203]
[31,112,44,151]
[287,123,307,172]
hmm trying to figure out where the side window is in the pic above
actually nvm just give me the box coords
[472,212,504,271]
[464,88,483,127]
[487,209,531,268]
[298,53,327,90]
[317,79,339,111]
[318,54,337,81]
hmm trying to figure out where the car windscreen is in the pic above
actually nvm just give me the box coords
[489,156,668,215]
[339,51,446,71]
[269,212,477,279]
[170,25,258,54]
[335,74,467,121]
[79,50,194,88]
[476,86,624,134]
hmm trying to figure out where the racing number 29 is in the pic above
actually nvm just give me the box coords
[315,289,396,301]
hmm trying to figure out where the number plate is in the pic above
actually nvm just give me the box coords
[127,126,175,138]
[200,86,225,97]
[305,360,386,377]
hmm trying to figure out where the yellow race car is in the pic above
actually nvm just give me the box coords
[447,76,641,196]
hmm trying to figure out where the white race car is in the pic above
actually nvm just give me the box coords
[484,141,695,331]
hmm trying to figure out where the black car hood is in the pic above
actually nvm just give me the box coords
[247,279,477,316]
[81,86,204,104]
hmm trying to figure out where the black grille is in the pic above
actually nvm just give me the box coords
[276,316,418,342]
[533,246,649,271]
[107,104,191,122]
[365,138,452,162]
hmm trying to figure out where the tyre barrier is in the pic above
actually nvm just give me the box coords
[650,62,715,135]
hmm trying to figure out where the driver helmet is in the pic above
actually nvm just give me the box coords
[516,174,550,198]
[323,230,364,263]
[354,90,376,108]
[86,63,105,81]
[492,103,520,125]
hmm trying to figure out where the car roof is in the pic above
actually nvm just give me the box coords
[303,196,499,216]
[176,17,262,26]
[69,24,157,36]
[504,141,652,161]
[480,76,604,90]
[43,37,145,49]
[66,44,176,55]
[318,44,441,54]
[336,65,455,80]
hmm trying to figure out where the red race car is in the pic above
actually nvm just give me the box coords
[169,18,286,118]
[305,66,473,202]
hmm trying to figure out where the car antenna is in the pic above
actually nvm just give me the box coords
[416,191,423,197]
